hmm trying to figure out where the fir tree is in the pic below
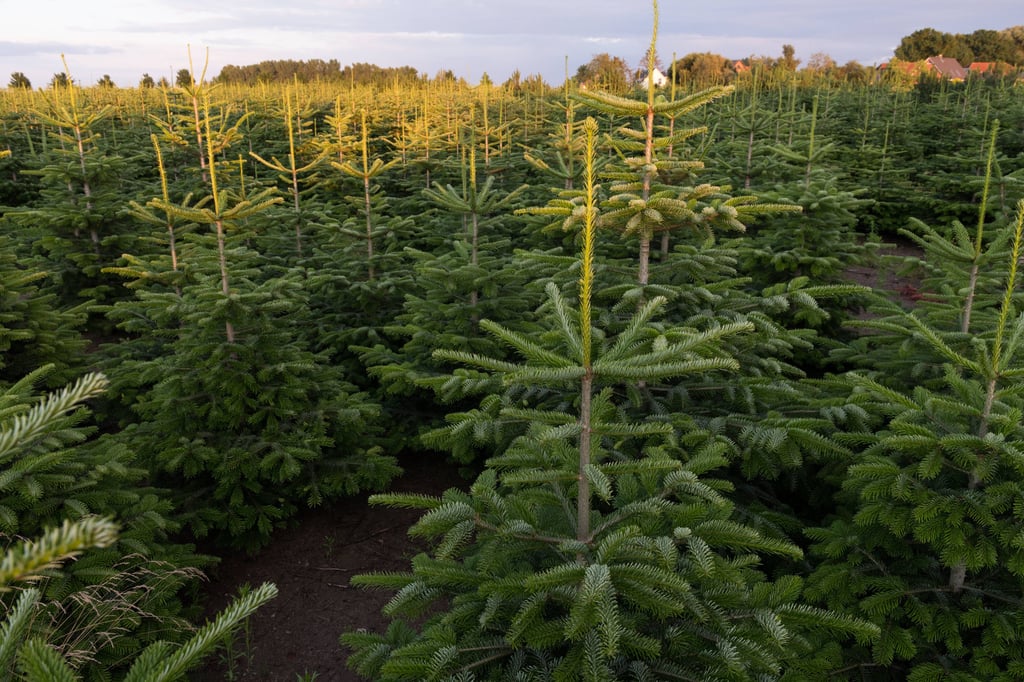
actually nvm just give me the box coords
[3,63,143,314]
[0,234,88,387]
[804,198,1024,678]
[101,100,398,549]
[343,115,876,680]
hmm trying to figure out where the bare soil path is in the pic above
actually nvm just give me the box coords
[193,452,470,681]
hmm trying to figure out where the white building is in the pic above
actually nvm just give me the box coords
[636,67,669,89]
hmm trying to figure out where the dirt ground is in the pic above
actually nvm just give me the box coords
[844,239,927,308]
[193,452,471,681]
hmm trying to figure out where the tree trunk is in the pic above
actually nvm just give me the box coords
[215,218,235,344]
[364,175,375,281]
[577,371,593,543]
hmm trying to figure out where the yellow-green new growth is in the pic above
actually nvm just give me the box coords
[249,87,328,256]
[963,120,1001,334]
[580,117,599,369]
[569,0,740,286]
[0,371,108,460]
[332,109,401,280]
[992,198,1024,376]
[575,116,603,543]
[249,88,328,182]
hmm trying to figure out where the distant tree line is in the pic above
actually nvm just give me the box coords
[896,25,1024,65]
[571,26,1024,95]
[214,58,422,87]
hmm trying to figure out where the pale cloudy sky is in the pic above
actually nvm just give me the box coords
[1,0,1020,88]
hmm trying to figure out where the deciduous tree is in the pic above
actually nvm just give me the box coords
[837,59,871,83]
[670,52,734,87]
[805,52,836,74]
[896,27,972,63]
[574,53,631,93]
[175,68,193,87]
[965,28,1018,63]
[780,43,800,71]
[1002,25,1024,63]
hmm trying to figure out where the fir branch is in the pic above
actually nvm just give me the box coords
[15,638,77,682]
[593,357,739,381]
[0,517,119,589]
[125,582,277,682]
[0,373,108,462]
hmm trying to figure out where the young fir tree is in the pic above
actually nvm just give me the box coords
[510,9,866,492]
[342,116,875,680]
[830,121,1014,384]
[520,72,592,191]
[351,126,552,462]
[248,85,329,261]
[330,109,402,282]
[355,136,532,392]
[102,100,398,550]
[559,7,801,297]
[738,93,875,299]
[309,106,418,382]
[799,140,1024,678]
[415,6,868,527]
[2,66,142,315]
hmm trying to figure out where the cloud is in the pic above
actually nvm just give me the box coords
[0,42,65,57]
[137,0,648,39]
[0,41,120,58]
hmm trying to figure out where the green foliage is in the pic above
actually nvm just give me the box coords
[0,517,277,682]
[0,369,227,678]
[2,85,141,311]
[804,201,1024,678]
[895,25,1023,65]
[7,73,31,90]
[105,239,398,549]
[896,28,974,63]
[343,70,876,674]
[0,235,88,386]
[3,24,1024,678]
[574,54,633,94]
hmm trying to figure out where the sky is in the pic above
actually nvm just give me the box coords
[1,0,1021,88]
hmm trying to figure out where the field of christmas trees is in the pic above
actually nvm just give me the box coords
[2,15,1024,680]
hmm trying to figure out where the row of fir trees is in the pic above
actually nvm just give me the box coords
[3,5,1024,677]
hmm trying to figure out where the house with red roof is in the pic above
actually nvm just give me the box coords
[877,55,969,82]
[968,61,1017,78]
